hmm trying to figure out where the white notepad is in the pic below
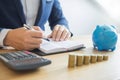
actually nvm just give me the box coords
[39,39,85,54]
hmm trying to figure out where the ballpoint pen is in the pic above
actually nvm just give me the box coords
[23,24,34,30]
[23,24,50,41]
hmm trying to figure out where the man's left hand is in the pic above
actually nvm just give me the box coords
[48,25,71,41]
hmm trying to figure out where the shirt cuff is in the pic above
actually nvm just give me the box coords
[0,29,11,47]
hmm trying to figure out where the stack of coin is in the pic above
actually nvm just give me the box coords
[103,55,109,60]
[83,55,90,65]
[90,55,97,63]
[68,54,76,67]
[76,54,83,66]
[97,55,103,62]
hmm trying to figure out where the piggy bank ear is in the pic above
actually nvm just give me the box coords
[96,25,100,28]
[111,25,116,29]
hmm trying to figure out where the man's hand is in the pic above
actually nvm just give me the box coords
[4,26,43,50]
[49,25,71,41]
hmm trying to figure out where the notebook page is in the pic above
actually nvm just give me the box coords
[50,40,82,49]
[39,40,66,53]
[39,39,84,54]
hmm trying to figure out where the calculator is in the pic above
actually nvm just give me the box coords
[0,51,51,71]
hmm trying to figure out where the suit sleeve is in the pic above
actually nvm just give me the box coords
[48,0,69,30]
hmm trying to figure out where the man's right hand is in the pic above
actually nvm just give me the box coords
[4,27,43,50]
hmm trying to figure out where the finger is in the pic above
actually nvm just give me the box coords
[33,26,41,31]
[52,26,60,40]
[55,27,64,41]
[24,38,42,50]
[48,33,52,38]
[14,42,41,50]
[25,37,42,45]
[24,43,41,50]
[59,30,68,41]
[60,30,71,41]
[64,33,71,40]
[29,30,43,38]
[33,26,47,38]
[33,26,43,32]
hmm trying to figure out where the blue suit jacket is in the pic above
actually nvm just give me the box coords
[0,0,69,31]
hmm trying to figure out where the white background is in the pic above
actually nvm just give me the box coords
[45,0,120,36]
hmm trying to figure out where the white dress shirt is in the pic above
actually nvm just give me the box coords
[0,0,40,46]
[21,0,40,26]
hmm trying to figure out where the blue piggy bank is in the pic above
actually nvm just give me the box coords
[92,25,118,51]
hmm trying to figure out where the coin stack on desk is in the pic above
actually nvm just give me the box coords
[76,54,83,66]
[83,55,90,65]
[97,55,103,62]
[68,54,76,67]
[90,55,97,63]
[103,55,109,60]
[68,54,109,68]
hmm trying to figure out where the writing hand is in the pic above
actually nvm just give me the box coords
[4,26,43,50]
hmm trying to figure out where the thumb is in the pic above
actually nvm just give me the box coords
[33,26,47,38]
[48,33,52,38]
[33,26,42,31]
[33,26,45,33]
